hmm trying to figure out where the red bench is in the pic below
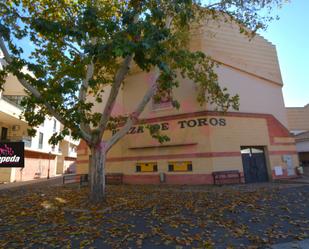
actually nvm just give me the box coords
[212,170,242,185]
[63,174,88,186]
[105,173,123,185]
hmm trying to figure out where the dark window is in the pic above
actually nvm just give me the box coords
[136,163,157,172]
[168,162,193,172]
[168,164,174,172]
[53,119,57,132]
[1,127,8,141]
[38,132,43,149]
[188,164,193,171]
[152,88,172,110]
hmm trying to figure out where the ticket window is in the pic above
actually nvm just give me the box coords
[136,162,158,173]
[168,161,193,172]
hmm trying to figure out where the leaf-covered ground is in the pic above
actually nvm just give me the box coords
[0,183,309,249]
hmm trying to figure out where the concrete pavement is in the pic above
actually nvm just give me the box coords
[0,176,63,191]
[276,175,309,185]
[271,239,309,249]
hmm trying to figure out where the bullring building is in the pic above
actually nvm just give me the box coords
[77,20,298,184]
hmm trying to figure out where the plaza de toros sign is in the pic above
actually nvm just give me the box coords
[112,117,227,135]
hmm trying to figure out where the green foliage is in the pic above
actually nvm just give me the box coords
[0,0,284,145]
[146,124,171,144]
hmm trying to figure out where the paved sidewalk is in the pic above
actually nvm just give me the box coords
[0,176,63,191]
[276,175,309,185]
[271,239,309,249]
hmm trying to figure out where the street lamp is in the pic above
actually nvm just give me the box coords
[47,151,51,179]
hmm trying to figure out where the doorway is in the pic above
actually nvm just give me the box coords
[241,146,269,183]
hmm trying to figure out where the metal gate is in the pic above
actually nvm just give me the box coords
[241,146,269,183]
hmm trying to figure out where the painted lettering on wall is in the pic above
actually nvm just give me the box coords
[112,117,226,135]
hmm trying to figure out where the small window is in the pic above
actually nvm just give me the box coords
[152,88,172,110]
[53,119,57,133]
[136,162,158,172]
[38,132,44,149]
[168,161,193,172]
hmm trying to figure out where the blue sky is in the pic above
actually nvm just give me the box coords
[259,0,309,107]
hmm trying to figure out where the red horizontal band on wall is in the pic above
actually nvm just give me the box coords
[269,151,298,155]
[129,142,198,149]
[25,150,56,159]
[76,152,241,164]
[270,142,295,146]
[123,172,246,185]
[77,111,296,160]
[76,150,297,164]
[106,152,241,162]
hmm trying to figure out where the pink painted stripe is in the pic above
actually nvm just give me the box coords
[76,150,297,164]
[106,152,241,162]
[271,142,295,146]
[269,151,298,155]
[76,152,241,164]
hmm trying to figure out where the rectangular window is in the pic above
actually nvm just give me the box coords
[53,119,57,133]
[38,132,43,149]
[1,127,8,141]
[168,161,193,172]
[23,137,32,148]
[136,162,158,172]
[152,88,172,110]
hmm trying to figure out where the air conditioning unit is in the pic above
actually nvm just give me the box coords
[12,125,20,131]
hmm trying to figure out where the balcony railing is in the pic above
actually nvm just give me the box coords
[0,136,32,148]
[1,95,25,109]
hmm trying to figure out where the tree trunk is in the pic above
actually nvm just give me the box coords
[89,144,106,203]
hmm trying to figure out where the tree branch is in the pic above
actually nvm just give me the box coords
[78,37,97,135]
[104,16,173,152]
[0,36,92,142]
[105,67,160,152]
[96,14,140,141]
[96,55,133,137]
[64,41,84,57]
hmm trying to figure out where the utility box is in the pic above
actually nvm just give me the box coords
[159,172,165,183]
[296,166,304,175]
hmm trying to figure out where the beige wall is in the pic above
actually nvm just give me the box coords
[77,113,298,181]
[199,19,283,85]
[286,104,309,132]
[112,62,288,127]
[0,168,13,182]
[2,74,27,96]
[85,18,288,128]
[213,65,287,126]
[77,18,295,183]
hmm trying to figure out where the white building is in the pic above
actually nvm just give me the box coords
[0,59,79,182]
